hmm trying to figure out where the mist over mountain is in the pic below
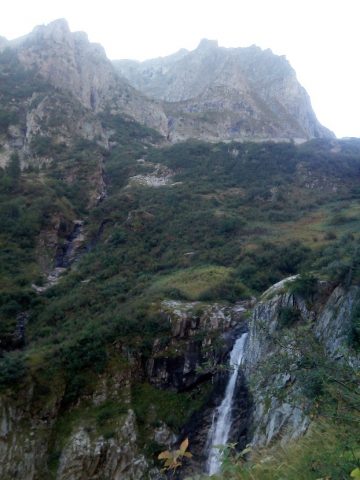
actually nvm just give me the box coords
[0,19,358,480]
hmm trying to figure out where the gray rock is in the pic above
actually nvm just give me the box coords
[147,300,249,390]
[11,19,168,136]
[315,285,359,359]
[242,277,359,448]
[114,41,334,143]
[57,410,148,480]
[153,422,177,448]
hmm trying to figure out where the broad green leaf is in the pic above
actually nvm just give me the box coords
[351,468,360,479]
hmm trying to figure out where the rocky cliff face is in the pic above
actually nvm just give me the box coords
[0,379,64,480]
[0,276,358,479]
[2,21,333,145]
[147,300,249,390]
[56,411,148,480]
[14,19,115,112]
[0,357,150,480]
[10,19,168,136]
[114,40,334,142]
[315,285,360,364]
[0,299,250,480]
[243,277,359,448]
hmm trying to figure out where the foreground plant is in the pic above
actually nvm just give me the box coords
[158,437,193,473]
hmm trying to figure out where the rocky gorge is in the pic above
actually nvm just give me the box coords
[0,277,358,479]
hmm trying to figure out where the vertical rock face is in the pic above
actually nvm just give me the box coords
[147,300,249,390]
[315,285,360,362]
[15,19,115,112]
[114,41,334,142]
[242,285,311,447]
[243,278,359,448]
[0,368,149,480]
[10,19,168,135]
[0,384,63,480]
[56,411,148,480]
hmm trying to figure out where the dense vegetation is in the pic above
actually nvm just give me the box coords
[2,127,360,393]
[0,50,360,477]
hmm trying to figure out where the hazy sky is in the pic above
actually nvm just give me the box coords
[1,0,359,138]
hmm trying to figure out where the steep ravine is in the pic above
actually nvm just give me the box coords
[0,278,358,479]
[180,277,359,477]
[0,300,250,479]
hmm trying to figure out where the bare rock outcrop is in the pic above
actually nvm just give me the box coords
[56,410,148,480]
[11,19,168,136]
[243,277,359,447]
[115,40,334,142]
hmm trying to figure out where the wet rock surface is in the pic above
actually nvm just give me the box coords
[32,220,85,293]
[147,301,250,391]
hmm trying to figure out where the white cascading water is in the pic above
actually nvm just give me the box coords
[206,332,248,476]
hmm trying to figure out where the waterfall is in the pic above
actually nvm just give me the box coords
[206,332,248,476]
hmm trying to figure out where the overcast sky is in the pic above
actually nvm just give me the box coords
[1,0,359,138]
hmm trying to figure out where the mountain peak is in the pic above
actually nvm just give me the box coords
[3,19,333,143]
[0,35,8,51]
[32,18,71,41]
[114,41,333,142]
[197,38,219,51]
[6,19,116,112]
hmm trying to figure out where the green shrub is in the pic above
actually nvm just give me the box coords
[297,369,324,399]
[95,402,127,426]
[0,109,17,133]
[62,373,87,405]
[289,275,317,299]
[278,306,301,328]
[349,303,360,350]
[58,334,107,374]
[0,352,27,389]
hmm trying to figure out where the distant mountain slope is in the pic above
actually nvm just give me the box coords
[114,40,334,142]
[9,19,168,136]
[2,20,333,143]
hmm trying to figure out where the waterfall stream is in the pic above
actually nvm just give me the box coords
[206,332,248,475]
[32,221,85,293]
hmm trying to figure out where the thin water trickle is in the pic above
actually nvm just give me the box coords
[206,332,248,475]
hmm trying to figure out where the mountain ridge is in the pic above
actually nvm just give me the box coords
[2,19,333,144]
[114,38,334,142]
[7,19,168,136]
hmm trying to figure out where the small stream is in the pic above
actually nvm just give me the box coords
[32,220,85,293]
[205,332,248,475]
[55,220,84,268]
